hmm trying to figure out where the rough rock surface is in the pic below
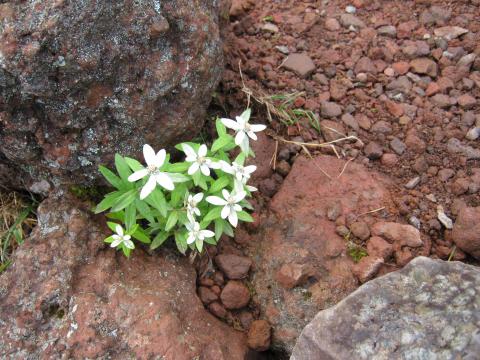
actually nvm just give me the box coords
[452,206,480,259]
[0,0,225,191]
[291,257,480,360]
[0,193,247,359]
[247,155,396,353]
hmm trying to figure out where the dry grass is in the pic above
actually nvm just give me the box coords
[0,192,37,272]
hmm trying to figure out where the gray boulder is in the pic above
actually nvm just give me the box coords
[291,257,480,360]
[0,0,225,191]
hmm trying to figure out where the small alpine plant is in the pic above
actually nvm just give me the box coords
[95,109,266,257]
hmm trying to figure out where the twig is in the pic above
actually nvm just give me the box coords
[357,207,386,217]
[269,140,278,170]
[447,245,456,262]
[337,158,353,179]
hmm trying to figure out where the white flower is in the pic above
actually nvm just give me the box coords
[186,192,203,222]
[110,224,134,249]
[186,221,215,250]
[182,144,220,176]
[128,144,174,199]
[221,109,266,153]
[206,189,246,227]
[221,161,256,183]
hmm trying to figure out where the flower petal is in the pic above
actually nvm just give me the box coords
[236,115,246,126]
[251,124,267,132]
[222,189,230,200]
[247,185,258,192]
[206,196,227,206]
[235,130,246,146]
[221,205,230,219]
[220,161,234,174]
[124,239,135,249]
[154,149,166,168]
[233,204,242,212]
[143,144,157,167]
[198,144,208,157]
[200,164,210,176]
[115,224,124,236]
[209,161,221,169]
[156,172,174,191]
[128,168,149,182]
[244,165,257,174]
[188,162,199,175]
[193,193,204,203]
[185,222,194,231]
[221,118,241,130]
[228,210,238,227]
[247,131,257,141]
[140,175,157,200]
[123,235,131,241]
[182,143,197,161]
[194,208,201,216]
[233,191,246,203]
[200,230,215,238]
[186,234,196,244]
[111,238,122,248]
[193,222,200,231]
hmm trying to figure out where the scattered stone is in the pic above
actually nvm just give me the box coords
[282,53,316,78]
[408,215,421,229]
[275,45,290,55]
[325,18,341,31]
[366,236,393,260]
[321,101,343,118]
[327,202,343,221]
[457,94,477,109]
[345,5,356,14]
[220,281,251,309]
[340,14,365,29]
[262,23,279,33]
[276,160,291,177]
[198,286,219,304]
[350,221,370,240]
[434,26,469,40]
[438,168,455,182]
[247,320,272,351]
[365,142,383,160]
[215,254,252,280]
[452,206,480,259]
[466,128,480,141]
[431,94,452,108]
[291,257,480,360]
[341,114,360,131]
[352,256,384,283]
[447,138,480,159]
[410,58,438,77]
[208,302,228,319]
[385,100,404,117]
[320,120,346,141]
[354,57,377,74]
[276,263,314,289]
[390,137,406,155]
[436,205,453,229]
[405,177,420,189]
[372,221,423,247]
[371,121,393,134]
[377,25,396,37]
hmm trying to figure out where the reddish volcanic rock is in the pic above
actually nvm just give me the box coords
[247,155,397,353]
[247,320,272,351]
[215,254,252,279]
[0,193,247,359]
[452,206,480,259]
[220,281,251,309]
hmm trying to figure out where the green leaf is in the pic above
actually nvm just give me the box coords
[234,153,246,166]
[211,134,233,153]
[237,211,254,222]
[171,184,187,207]
[145,188,168,218]
[166,162,191,172]
[223,220,234,237]
[115,154,132,181]
[204,237,217,245]
[132,227,151,244]
[216,118,227,137]
[124,203,136,230]
[99,166,123,189]
[203,206,222,224]
[169,173,190,183]
[165,211,178,231]
[122,246,132,257]
[196,238,204,253]
[107,221,120,233]
[192,171,208,190]
[150,231,170,250]
[95,191,123,213]
[125,224,139,235]
[103,235,114,244]
[124,157,144,172]
[214,219,223,241]
[111,189,137,212]
[209,176,230,193]
[175,231,188,254]
[134,199,154,223]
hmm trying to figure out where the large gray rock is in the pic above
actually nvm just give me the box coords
[291,257,480,360]
[0,0,225,191]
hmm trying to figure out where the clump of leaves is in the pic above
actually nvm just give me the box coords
[95,109,266,257]
[347,244,368,263]
[0,192,37,272]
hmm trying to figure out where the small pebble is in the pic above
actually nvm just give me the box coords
[426,194,437,203]
[437,205,453,229]
[408,216,421,229]
[466,127,480,141]
[405,177,420,189]
[275,45,290,55]
[345,5,357,14]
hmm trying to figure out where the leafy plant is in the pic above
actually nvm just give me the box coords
[95,109,266,257]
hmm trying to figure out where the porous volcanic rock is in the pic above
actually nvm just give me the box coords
[0,0,225,191]
[291,257,480,360]
[0,193,247,359]
[247,155,397,353]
